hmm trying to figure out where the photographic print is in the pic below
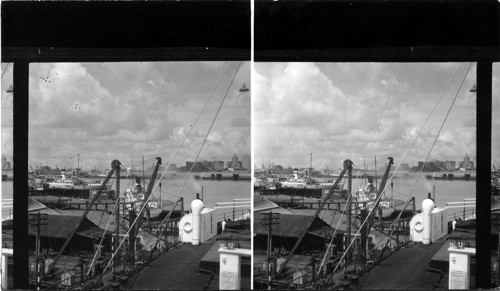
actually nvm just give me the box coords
[252,62,496,289]
[1,61,251,289]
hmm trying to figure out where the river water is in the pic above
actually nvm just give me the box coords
[2,173,474,216]
[2,172,251,209]
[312,175,476,219]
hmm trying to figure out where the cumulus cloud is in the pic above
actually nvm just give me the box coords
[1,62,249,170]
[255,62,484,170]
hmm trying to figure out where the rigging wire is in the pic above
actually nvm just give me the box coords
[403,62,473,203]
[86,197,121,277]
[140,61,234,249]
[325,62,473,285]
[349,65,405,195]
[115,63,177,191]
[368,65,405,156]
[99,62,236,276]
[317,190,354,273]
[134,63,177,159]
[171,62,243,198]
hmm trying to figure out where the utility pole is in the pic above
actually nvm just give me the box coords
[29,213,48,291]
[159,182,162,208]
[374,155,378,190]
[77,153,80,177]
[391,180,394,206]
[142,156,146,190]
[360,204,367,267]
[261,212,280,290]
[129,208,137,268]
[309,152,313,177]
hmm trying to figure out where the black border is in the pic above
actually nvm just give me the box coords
[2,1,251,62]
[255,0,500,62]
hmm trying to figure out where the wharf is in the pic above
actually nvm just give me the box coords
[195,173,251,181]
[258,188,323,199]
[30,195,181,219]
[199,229,251,277]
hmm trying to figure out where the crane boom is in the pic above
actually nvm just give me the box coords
[365,157,394,233]
[44,160,121,279]
[135,157,162,234]
[274,159,352,279]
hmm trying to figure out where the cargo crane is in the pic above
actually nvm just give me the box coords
[44,160,122,280]
[133,157,162,234]
[125,157,162,262]
[273,160,352,280]
[365,157,394,233]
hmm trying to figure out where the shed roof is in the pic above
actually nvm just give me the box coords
[28,215,100,239]
[254,213,332,238]
[28,198,47,212]
[254,194,279,212]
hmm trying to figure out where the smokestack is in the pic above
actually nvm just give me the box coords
[191,195,204,246]
[422,198,436,245]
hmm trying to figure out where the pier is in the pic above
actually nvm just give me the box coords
[258,188,323,199]
[194,173,251,181]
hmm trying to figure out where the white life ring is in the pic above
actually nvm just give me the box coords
[183,222,193,232]
[414,221,423,232]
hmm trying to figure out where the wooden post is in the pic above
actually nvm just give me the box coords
[180,197,184,216]
[412,197,416,216]
[360,204,367,266]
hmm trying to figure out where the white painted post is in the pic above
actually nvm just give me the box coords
[219,246,251,290]
[1,254,6,290]
[1,248,13,290]
[448,245,475,289]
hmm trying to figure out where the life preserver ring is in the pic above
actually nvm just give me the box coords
[183,222,193,232]
[414,221,423,232]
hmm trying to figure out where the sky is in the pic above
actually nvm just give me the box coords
[1,61,250,171]
[254,62,500,171]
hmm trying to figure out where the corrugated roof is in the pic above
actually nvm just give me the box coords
[254,213,332,238]
[28,215,99,239]
[254,194,279,212]
[28,197,47,212]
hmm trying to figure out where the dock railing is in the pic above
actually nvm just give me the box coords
[215,198,251,222]
[445,198,476,221]
[1,199,13,221]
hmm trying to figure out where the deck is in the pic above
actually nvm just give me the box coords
[130,240,216,290]
[359,240,446,289]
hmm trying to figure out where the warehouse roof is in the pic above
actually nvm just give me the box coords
[254,213,332,238]
[28,214,101,239]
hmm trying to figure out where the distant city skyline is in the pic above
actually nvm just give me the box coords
[17,153,250,172]
[259,153,476,172]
